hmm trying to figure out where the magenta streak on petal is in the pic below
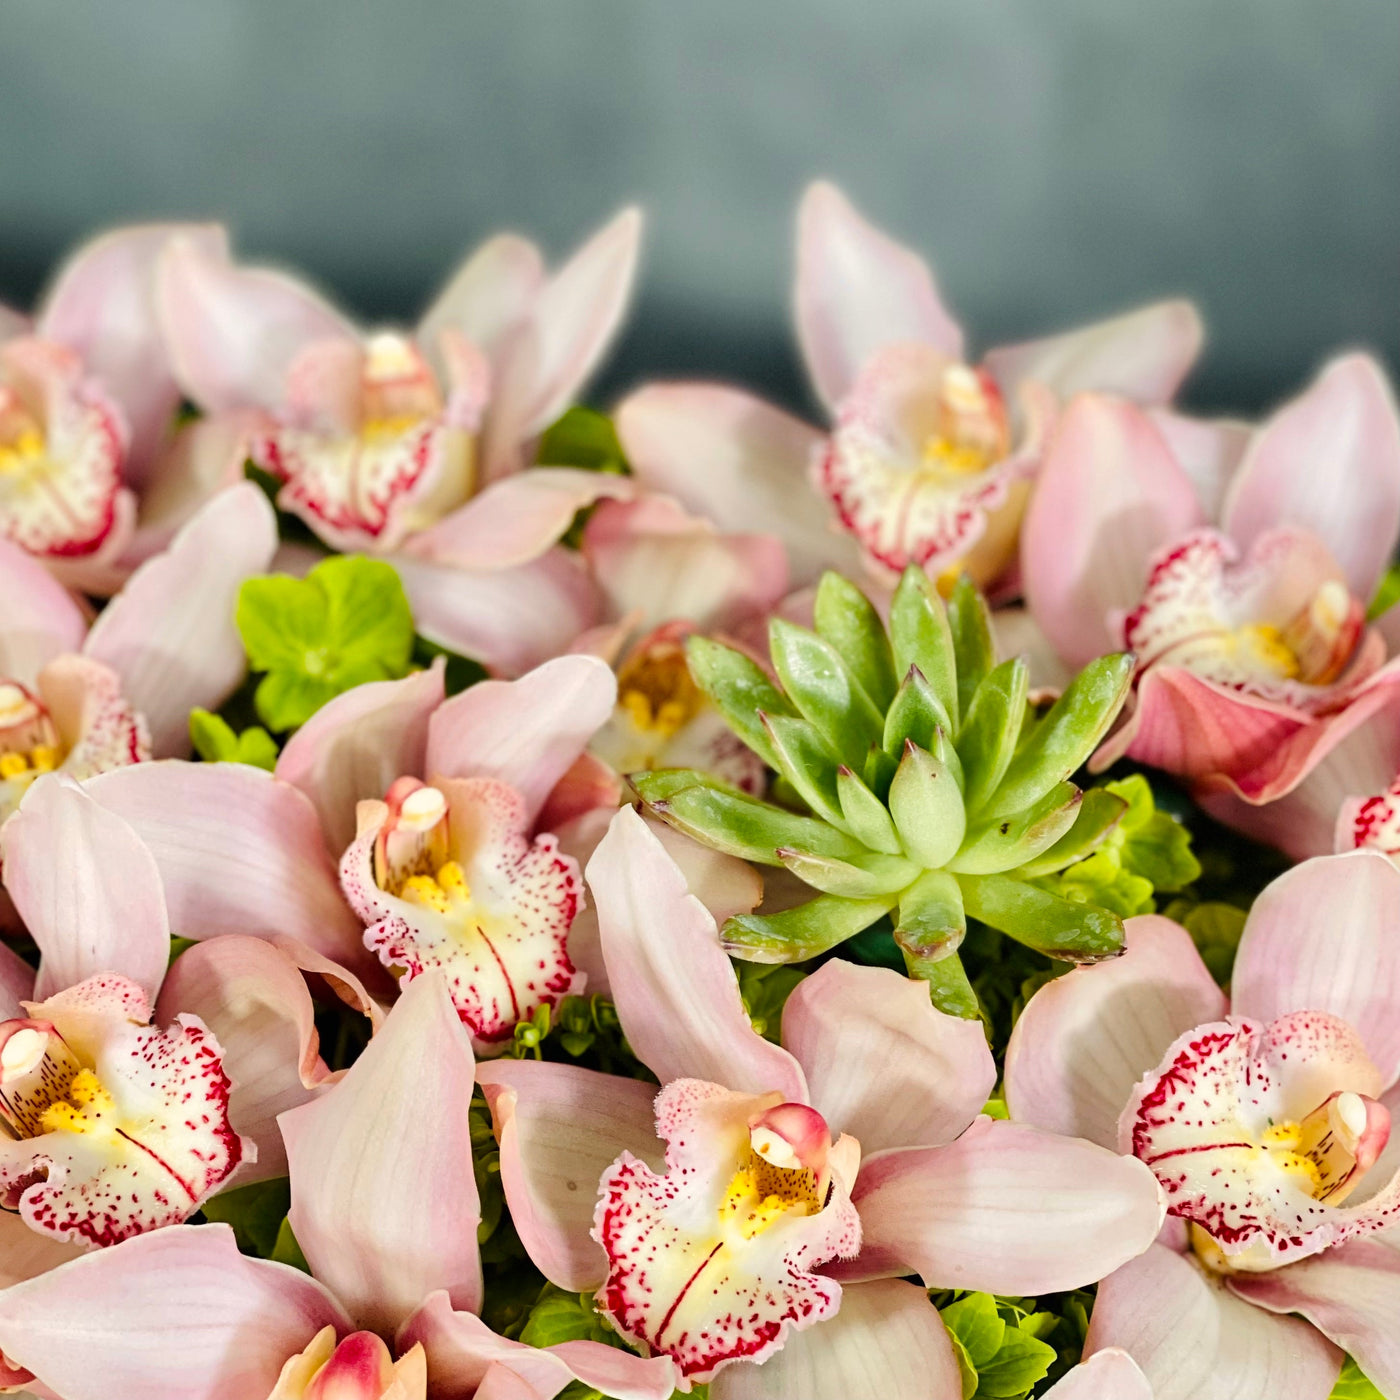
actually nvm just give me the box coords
[476,924,521,1025]
[1144,1141,1254,1165]
[113,1128,198,1203]
[655,1241,724,1350]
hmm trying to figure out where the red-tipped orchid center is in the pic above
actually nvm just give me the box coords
[269,1326,426,1400]
[0,682,62,786]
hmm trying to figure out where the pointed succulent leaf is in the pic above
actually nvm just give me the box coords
[648,782,865,866]
[889,566,959,728]
[903,947,979,1019]
[956,657,1030,816]
[836,765,903,855]
[1015,787,1129,878]
[686,634,793,769]
[760,711,849,828]
[949,782,1083,876]
[813,571,897,711]
[883,665,951,756]
[863,742,899,800]
[768,617,883,765]
[888,740,967,868]
[984,652,1134,818]
[930,722,965,793]
[958,872,1125,962]
[630,767,748,803]
[894,868,966,959]
[777,846,922,898]
[947,573,995,719]
[722,893,896,963]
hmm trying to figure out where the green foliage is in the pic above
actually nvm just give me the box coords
[937,1292,1058,1399]
[189,708,279,771]
[737,962,808,1042]
[236,555,415,731]
[200,1177,290,1258]
[1331,1356,1386,1399]
[502,995,646,1079]
[536,406,629,475]
[1367,561,1400,621]
[1166,898,1249,984]
[633,567,1137,1017]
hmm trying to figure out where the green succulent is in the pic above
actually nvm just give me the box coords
[631,567,1136,1018]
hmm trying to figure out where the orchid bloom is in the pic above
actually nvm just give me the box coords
[0,224,255,595]
[0,773,371,1284]
[0,973,678,1400]
[475,807,1163,1396]
[1005,851,1400,1400]
[157,212,643,677]
[615,180,1202,594]
[1018,358,1400,850]
[0,482,277,828]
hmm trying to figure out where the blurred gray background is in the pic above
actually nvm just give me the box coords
[0,0,1394,418]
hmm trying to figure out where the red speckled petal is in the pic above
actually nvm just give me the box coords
[36,654,150,782]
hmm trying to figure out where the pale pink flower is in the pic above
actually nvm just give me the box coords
[1005,851,1400,1400]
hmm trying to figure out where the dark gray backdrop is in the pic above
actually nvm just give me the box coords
[0,0,1395,417]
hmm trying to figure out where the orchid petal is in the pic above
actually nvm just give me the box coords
[781,959,995,1154]
[0,537,87,685]
[280,971,481,1333]
[475,1059,662,1291]
[1005,915,1227,1150]
[1087,1242,1342,1400]
[1223,355,1400,601]
[83,483,277,755]
[0,1207,84,1288]
[1041,1350,1153,1400]
[0,1223,351,1400]
[708,1279,961,1400]
[795,181,963,408]
[275,662,446,856]
[0,942,36,1020]
[2,774,168,1001]
[844,1118,1164,1294]
[1231,851,1400,1087]
[1147,408,1252,521]
[586,807,806,1100]
[1022,394,1204,669]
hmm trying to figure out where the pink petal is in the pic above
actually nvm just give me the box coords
[781,959,995,1154]
[426,653,616,824]
[475,1058,662,1291]
[37,224,228,478]
[0,1223,351,1400]
[794,181,964,409]
[1086,1241,1342,1400]
[708,1279,961,1400]
[0,941,36,1020]
[83,761,368,971]
[394,547,602,679]
[1231,851,1400,1086]
[1228,1238,1400,1399]
[31,654,150,794]
[1147,408,1252,521]
[582,495,790,633]
[279,971,481,1333]
[1004,915,1227,1150]
[614,382,855,586]
[1022,394,1204,669]
[156,935,333,1183]
[1041,1350,1153,1400]
[585,807,806,1100]
[156,234,358,415]
[82,483,278,756]
[844,1118,1164,1294]
[0,1207,84,1288]
[1223,355,1400,602]
[990,605,1072,695]
[275,662,446,856]
[407,467,634,571]
[535,751,624,833]
[2,773,168,1001]
[982,300,1203,405]
[0,537,88,684]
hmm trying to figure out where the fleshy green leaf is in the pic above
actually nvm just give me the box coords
[888,741,966,868]
[836,765,903,855]
[1015,788,1129,878]
[723,893,896,963]
[686,634,792,769]
[813,571,898,711]
[189,709,279,772]
[950,782,1082,876]
[237,555,415,732]
[904,947,979,1019]
[957,658,1030,816]
[760,712,848,828]
[884,665,953,756]
[890,566,959,728]
[895,868,966,958]
[777,847,921,898]
[947,574,995,721]
[769,617,883,765]
[959,873,1125,962]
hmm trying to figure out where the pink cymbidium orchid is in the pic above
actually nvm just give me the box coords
[1004,851,1400,1400]
[1019,358,1400,836]
[0,972,678,1400]
[157,213,643,676]
[615,180,1201,594]
[0,224,254,595]
[475,807,1164,1396]
[0,773,368,1281]
[0,483,277,827]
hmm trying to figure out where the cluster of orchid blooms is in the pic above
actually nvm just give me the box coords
[0,180,1397,1400]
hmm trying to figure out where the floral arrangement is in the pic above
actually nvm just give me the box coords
[0,182,1396,1400]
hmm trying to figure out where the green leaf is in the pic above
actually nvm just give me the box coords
[1330,1355,1387,1399]
[760,712,848,828]
[947,574,995,720]
[200,1178,290,1257]
[1179,900,1249,984]
[1015,788,1128,878]
[768,617,883,765]
[975,1324,1057,1398]
[630,767,748,803]
[778,847,921,898]
[189,709,279,771]
[950,782,1082,876]
[888,741,966,868]
[905,947,979,1018]
[890,566,960,728]
[813,571,897,711]
[940,1292,1005,1369]
[1367,562,1400,622]
[959,873,1125,962]
[237,555,415,731]
[686,635,793,769]
[738,963,809,1042]
[836,766,903,855]
[269,1218,311,1273]
[984,653,1134,818]
[535,405,629,473]
[895,868,966,958]
[956,658,1030,816]
[519,1284,625,1350]
[1109,775,1202,892]
[884,665,953,756]
[723,893,896,963]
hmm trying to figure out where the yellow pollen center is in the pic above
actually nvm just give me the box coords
[616,646,703,738]
[360,412,425,444]
[717,1147,821,1242]
[39,1068,117,1137]
[397,860,472,913]
[0,427,45,476]
[1235,624,1300,680]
